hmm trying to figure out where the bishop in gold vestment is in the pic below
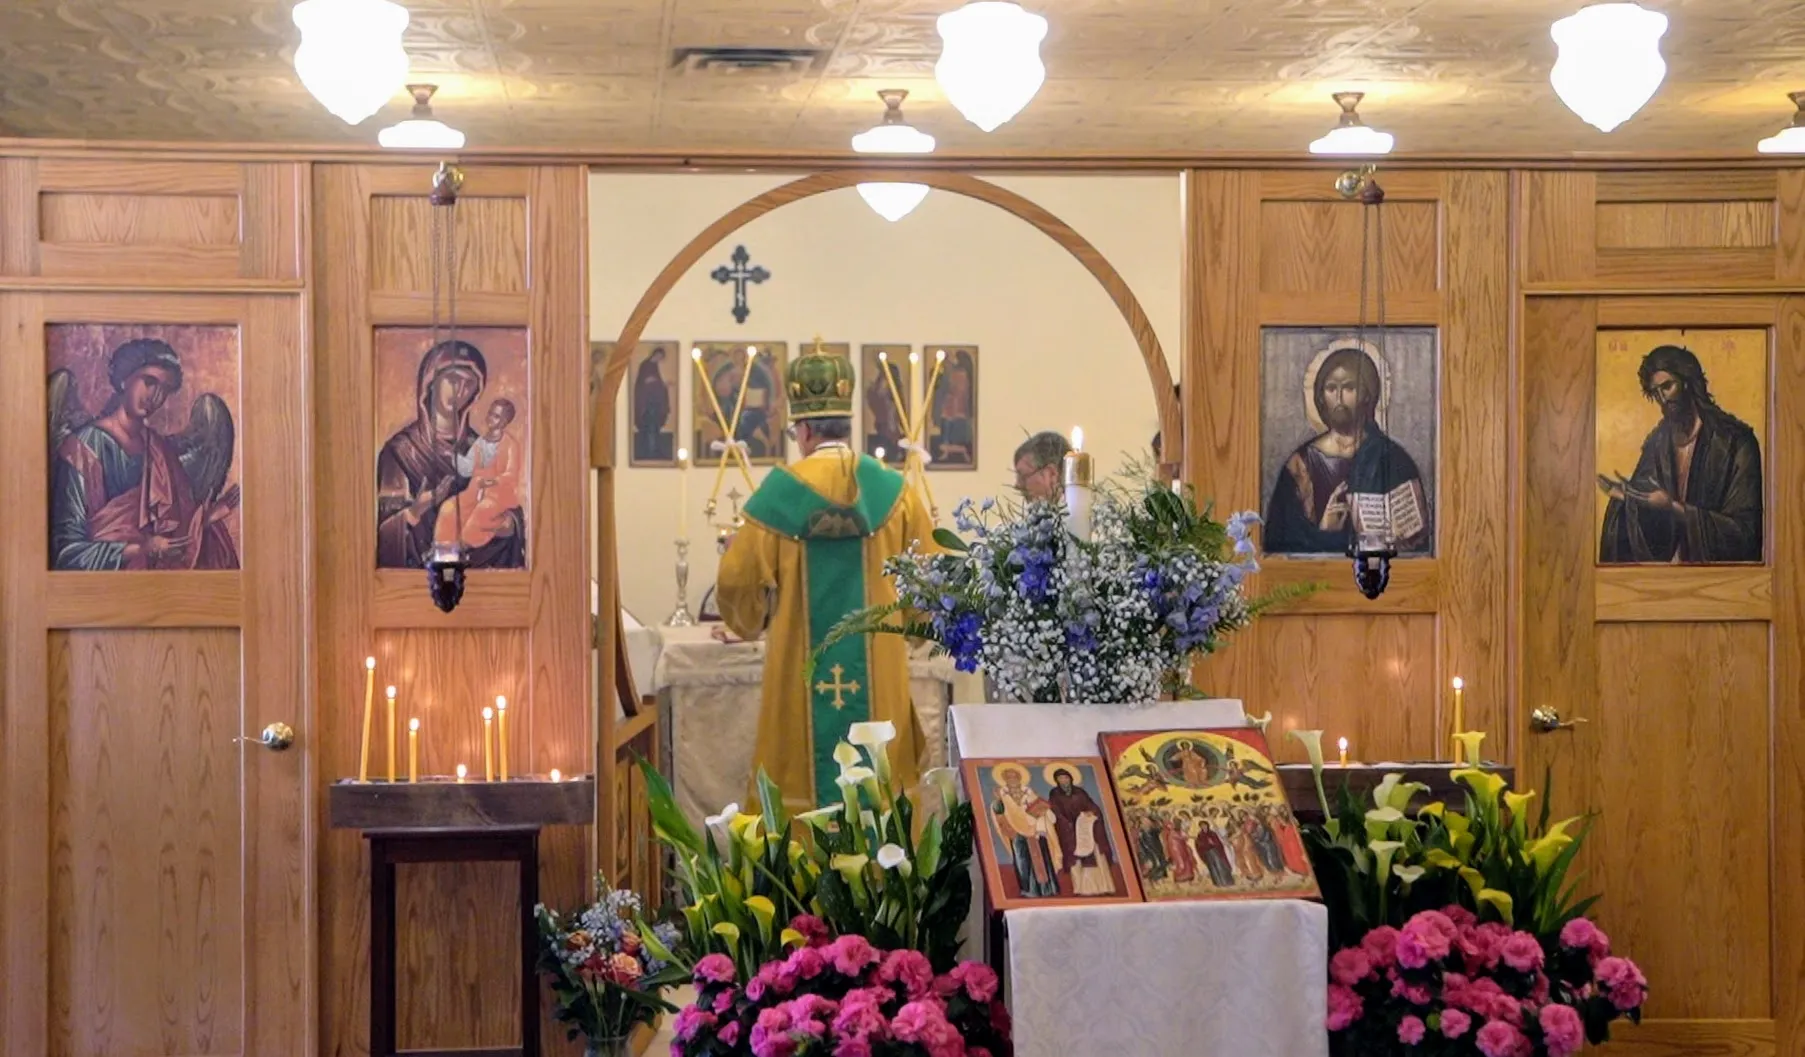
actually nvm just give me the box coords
[717,349,934,809]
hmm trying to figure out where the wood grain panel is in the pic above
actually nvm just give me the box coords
[1595,247,1775,284]
[0,157,43,275]
[36,158,243,196]
[1771,295,1805,1056]
[39,192,240,245]
[1596,202,1775,249]
[1254,169,1445,203]
[395,861,524,1050]
[48,628,246,1057]
[1602,1019,1774,1057]
[371,570,532,628]
[1,291,50,1053]
[240,161,304,282]
[1255,615,1442,765]
[1441,171,1513,758]
[1521,296,1598,796]
[1596,296,1779,328]
[1596,171,1777,203]
[1184,170,1260,698]
[1257,558,1440,614]
[1595,565,1772,622]
[1778,172,1805,284]
[1524,171,1597,284]
[1256,290,1440,326]
[46,572,242,627]
[1591,623,1771,1020]
[368,290,529,327]
[38,241,244,279]
[1257,200,1439,295]
[370,195,528,295]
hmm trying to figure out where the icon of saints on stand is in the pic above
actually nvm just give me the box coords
[962,756,1141,911]
[1099,728,1319,902]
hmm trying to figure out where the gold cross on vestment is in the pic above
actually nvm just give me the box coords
[814,664,861,710]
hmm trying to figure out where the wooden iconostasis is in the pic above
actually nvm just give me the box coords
[0,149,1801,1057]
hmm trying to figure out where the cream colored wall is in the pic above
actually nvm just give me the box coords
[589,172,1182,628]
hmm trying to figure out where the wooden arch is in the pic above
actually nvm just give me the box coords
[590,172,1182,873]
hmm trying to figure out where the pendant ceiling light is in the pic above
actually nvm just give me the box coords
[1308,92,1395,156]
[1758,91,1805,153]
[379,84,466,149]
[1549,3,1668,133]
[850,89,936,222]
[292,0,411,126]
[935,2,1048,132]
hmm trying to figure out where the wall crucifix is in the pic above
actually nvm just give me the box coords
[711,244,769,324]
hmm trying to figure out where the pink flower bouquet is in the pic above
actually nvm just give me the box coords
[673,915,1013,1057]
[1327,907,1646,1056]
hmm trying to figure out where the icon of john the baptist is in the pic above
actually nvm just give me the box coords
[376,338,526,569]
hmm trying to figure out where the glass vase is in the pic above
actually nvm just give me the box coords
[584,1036,632,1057]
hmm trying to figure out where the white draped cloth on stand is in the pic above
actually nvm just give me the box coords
[653,624,956,825]
[948,702,1329,1057]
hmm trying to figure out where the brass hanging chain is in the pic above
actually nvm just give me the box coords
[428,163,466,531]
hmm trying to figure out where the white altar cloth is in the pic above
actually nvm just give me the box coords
[948,702,1329,1057]
[654,624,956,825]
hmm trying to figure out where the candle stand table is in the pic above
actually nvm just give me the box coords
[1279,762,1516,822]
[330,777,596,1057]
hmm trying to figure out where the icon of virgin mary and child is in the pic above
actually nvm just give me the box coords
[376,339,526,569]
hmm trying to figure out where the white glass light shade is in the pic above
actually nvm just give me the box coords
[292,0,411,126]
[1549,3,1668,133]
[378,118,465,149]
[856,183,932,222]
[851,123,936,154]
[1759,126,1805,154]
[935,2,1048,132]
[1309,125,1395,156]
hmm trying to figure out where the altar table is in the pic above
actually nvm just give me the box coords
[653,624,957,825]
[949,702,1330,1057]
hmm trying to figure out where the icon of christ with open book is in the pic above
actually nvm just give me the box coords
[1264,344,1431,555]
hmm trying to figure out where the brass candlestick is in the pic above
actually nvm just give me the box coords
[666,538,697,627]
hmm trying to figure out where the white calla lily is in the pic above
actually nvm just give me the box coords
[833,741,862,776]
[922,767,961,811]
[876,843,912,876]
[848,721,896,748]
[1392,864,1426,888]
[704,802,740,849]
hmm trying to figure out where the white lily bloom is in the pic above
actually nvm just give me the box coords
[876,843,912,876]
[704,802,739,847]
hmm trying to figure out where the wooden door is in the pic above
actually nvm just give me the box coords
[1521,169,1805,1057]
[0,162,311,1056]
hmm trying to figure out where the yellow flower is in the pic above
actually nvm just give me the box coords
[1503,790,1537,838]
[1417,801,1447,819]
[1453,731,1487,765]
[712,921,742,947]
[1289,729,1326,770]
[1459,867,1486,901]
[830,853,870,883]
[780,927,808,949]
[729,812,764,843]
[1365,807,1405,843]
[1373,774,1429,814]
[1369,840,1405,888]
[1424,849,1464,870]
[1453,768,1507,806]
[745,895,777,942]
[1525,816,1581,874]
[1477,889,1515,925]
[1393,864,1426,888]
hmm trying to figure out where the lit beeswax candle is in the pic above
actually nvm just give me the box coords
[1451,677,1466,762]
[407,718,419,783]
[1063,427,1094,541]
[549,768,563,783]
[358,656,376,782]
[496,696,509,782]
[482,706,494,782]
[385,685,398,782]
[1338,736,1349,767]
[455,763,468,783]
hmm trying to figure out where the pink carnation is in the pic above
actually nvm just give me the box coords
[892,999,962,1057]
[779,947,828,987]
[1396,932,1433,970]
[1326,983,1364,1031]
[1560,917,1610,959]
[1459,922,1514,972]
[673,1005,717,1042]
[1398,1015,1427,1045]
[1595,956,1648,1011]
[1445,906,1478,928]
[1389,976,1433,1006]
[1361,926,1401,968]
[718,1021,742,1048]
[1501,932,1546,973]
[1539,1002,1585,1057]
[826,934,882,977]
[1439,1007,1472,1039]
[1475,1019,1530,1057]
[712,988,738,1014]
[1330,947,1374,986]
[877,949,937,1000]
[833,987,893,1041]
[1401,911,1458,962]
[946,961,1001,1003]
[751,1006,796,1057]
[790,914,831,947]
[694,953,737,985]
[832,1039,872,1057]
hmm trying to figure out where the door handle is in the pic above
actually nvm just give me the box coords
[240,721,296,751]
[1529,706,1587,734]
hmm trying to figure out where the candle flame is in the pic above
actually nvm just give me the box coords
[409,717,420,732]
[937,349,947,362]
[482,706,494,720]
[455,763,467,780]
[878,351,888,363]
[746,345,757,357]
[1071,426,1085,452]
[677,447,689,463]
[909,350,921,364]
[385,685,397,699]
[1337,736,1349,752]
[365,656,376,670]
[549,768,562,783]
[690,346,702,360]
[874,446,886,461]
[496,695,507,711]
[1452,676,1465,690]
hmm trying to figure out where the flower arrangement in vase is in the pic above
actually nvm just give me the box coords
[640,721,1011,1056]
[534,875,688,1056]
[1291,731,1648,1056]
[821,466,1303,705]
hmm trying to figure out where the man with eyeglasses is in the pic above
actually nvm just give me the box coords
[1012,430,1071,502]
[717,347,935,810]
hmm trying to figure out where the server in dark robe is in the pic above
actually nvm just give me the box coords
[1599,344,1763,564]
[1265,347,1430,555]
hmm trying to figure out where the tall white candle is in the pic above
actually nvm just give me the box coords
[677,447,691,542]
[1063,426,1094,541]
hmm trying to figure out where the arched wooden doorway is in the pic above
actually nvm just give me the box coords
[588,170,1182,876]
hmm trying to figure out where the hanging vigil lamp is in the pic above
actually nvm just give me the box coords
[423,161,471,614]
